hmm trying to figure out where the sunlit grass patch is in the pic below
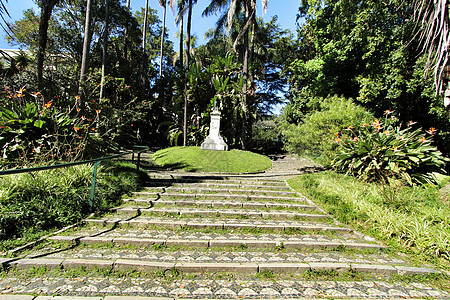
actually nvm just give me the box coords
[288,171,450,268]
[153,146,272,173]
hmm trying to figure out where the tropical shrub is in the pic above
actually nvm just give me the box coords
[281,96,373,166]
[0,87,97,168]
[332,111,448,185]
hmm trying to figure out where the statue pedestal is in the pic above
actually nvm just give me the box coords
[201,108,228,151]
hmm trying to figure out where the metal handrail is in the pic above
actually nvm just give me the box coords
[0,145,149,211]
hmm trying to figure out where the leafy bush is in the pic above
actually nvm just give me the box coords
[281,96,373,166]
[0,87,97,167]
[332,111,448,185]
[0,160,147,251]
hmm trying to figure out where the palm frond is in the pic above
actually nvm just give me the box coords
[413,0,449,95]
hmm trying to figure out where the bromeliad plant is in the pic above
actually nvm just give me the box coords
[332,110,448,185]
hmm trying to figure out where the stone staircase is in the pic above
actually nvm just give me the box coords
[0,157,448,299]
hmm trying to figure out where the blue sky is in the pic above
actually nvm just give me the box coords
[0,0,300,50]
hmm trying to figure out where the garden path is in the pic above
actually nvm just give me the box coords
[0,153,448,299]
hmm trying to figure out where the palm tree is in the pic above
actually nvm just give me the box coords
[170,0,188,145]
[37,0,61,88]
[159,0,167,77]
[0,0,10,32]
[203,0,267,148]
[413,0,449,97]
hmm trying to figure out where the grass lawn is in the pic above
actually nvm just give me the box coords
[153,146,272,173]
[287,171,450,273]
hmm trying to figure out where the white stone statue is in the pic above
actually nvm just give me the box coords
[201,107,228,151]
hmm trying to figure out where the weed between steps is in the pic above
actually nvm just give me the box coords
[1,265,448,291]
[53,222,353,240]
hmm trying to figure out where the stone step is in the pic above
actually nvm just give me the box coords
[22,246,407,266]
[2,257,441,276]
[175,182,293,191]
[145,177,288,187]
[148,174,286,182]
[1,272,447,298]
[50,235,382,251]
[49,226,380,250]
[123,198,319,211]
[85,217,351,232]
[152,186,299,197]
[133,192,306,203]
[110,207,330,220]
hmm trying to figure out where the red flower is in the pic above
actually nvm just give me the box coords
[426,127,437,135]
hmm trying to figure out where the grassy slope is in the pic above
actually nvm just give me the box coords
[153,147,272,173]
[288,171,450,271]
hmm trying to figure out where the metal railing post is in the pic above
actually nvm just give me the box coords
[0,146,149,213]
[137,152,142,173]
[89,161,102,212]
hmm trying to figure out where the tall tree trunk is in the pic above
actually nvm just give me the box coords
[179,16,183,68]
[249,0,256,66]
[100,0,109,100]
[37,0,58,89]
[183,0,192,147]
[241,1,250,150]
[124,0,131,60]
[159,0,166,77]
[142,0,149,51]
[186,0,192,69]
[79,0,93,90]
[179,14,187,146]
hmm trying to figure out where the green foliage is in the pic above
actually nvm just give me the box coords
[333,112,448,185]
[0,88,93,167]
[284,0,450,154]
[0,160,146,251]
[288,172,450,261]
[153,146,272,173]
[170,54,247,148]
[3,0,176,152]
[281,96,373,166]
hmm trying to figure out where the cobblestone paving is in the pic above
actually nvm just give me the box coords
[26,247,409,265]
[1,275,449,298]
[1,154,449,299]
